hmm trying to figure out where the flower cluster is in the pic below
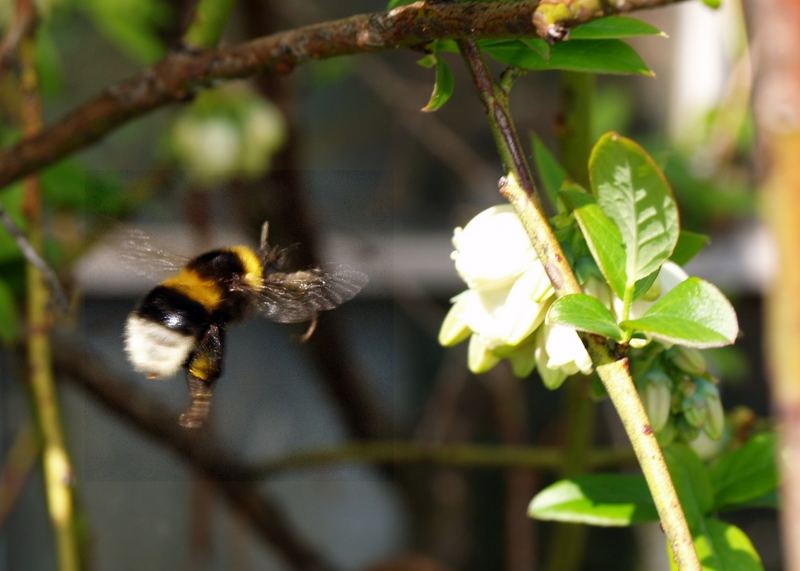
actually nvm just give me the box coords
[636,346,726,454]
[439,205,591,389]
[439,205,703,395]
[169,87,286,186]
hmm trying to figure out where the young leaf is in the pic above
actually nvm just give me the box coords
[546,40,653,76]
[422,57,454,112]
[483,39,653,76]
[532,135,566,211]
[711,433,778,510]
[632,268,660,300]
[561,187,627,299]
[664,445,714,532]
[590,132,679,289]
[671,518,764,571]
[528,474,658,526]
[621,277,739,348]
[671,230,710,266]
[569,16,665,40]
[548,293,624,341]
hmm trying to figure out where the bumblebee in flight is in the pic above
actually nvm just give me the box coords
[124,222,367,428]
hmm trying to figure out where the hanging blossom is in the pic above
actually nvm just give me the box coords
[439,205,693,390]
[438,205,591,387]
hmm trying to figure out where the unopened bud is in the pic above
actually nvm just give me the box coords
[640,370,672,432]
[676,417,700,443]
[682,392,708,429]
[657,418,677,446]
[669,347,707,375]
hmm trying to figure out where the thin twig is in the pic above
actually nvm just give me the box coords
[0,204,68,312]
[0,0,689,190]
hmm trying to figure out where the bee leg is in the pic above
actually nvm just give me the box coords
[179,324,225,429]
[298,315,318,343]
[259,221,270,251]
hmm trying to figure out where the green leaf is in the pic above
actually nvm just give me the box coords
[711,433,778,510]
[548,294,624,341]
[422,57,454,112]
[561,187,627,299]
[671,518,764,571]
[621,277,739,348]
[632,268,660,300]
[671,230,710,266]
[569,16,664,39]
[484,39,653,76]
[531,134,566,211]
[590,132,679,288]
[0,280,19,344]
[544,40,653,76]
[664,445,714,532]
[528,474,658,526]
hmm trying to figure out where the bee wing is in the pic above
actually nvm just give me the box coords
[118,227,189,281]
[255,265,368,323]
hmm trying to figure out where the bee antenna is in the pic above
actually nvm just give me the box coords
[260,221,270,251]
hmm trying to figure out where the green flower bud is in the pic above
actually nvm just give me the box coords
[656,417,677,446]
[698,382,725,440]
[639,370,672,432]
[669,347,707,375]
[682,394,708,429]
[676,417,700,443]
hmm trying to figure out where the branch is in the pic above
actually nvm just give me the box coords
[251,441,633,477]
[51,337,339,571]
[459,41,700,570]
[0,0,686,190]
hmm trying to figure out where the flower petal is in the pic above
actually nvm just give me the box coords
[451,205,537,291]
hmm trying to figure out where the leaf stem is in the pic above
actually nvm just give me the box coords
[459,40,700,570]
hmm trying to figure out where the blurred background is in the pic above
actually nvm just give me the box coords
[0,0,775,570]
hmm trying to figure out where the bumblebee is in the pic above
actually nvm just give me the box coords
[124,222,367,428]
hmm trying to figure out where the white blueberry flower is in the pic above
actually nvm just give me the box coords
[534,320,593,389]
[451,205,541,292]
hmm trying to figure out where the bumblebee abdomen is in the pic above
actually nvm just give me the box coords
[125,285,210,379]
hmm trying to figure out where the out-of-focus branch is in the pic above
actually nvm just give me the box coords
[51,338,339,571]
[0,422,39,527]
[0,204,68,312]
[0,0,35,72]
[18,18,83,571]
[251,441,633,477]
[0,0,689,190]
[756,2,800,570]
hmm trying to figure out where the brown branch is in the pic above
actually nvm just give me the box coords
[51,337,339,571]
[0,0,686,190]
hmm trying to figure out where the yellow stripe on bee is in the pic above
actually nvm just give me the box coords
[228,246,263,290]
[162,269,222,312]
[189,354,213,381]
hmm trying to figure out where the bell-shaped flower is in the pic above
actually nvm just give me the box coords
[451,205,540,291]
[533,320,593,390]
